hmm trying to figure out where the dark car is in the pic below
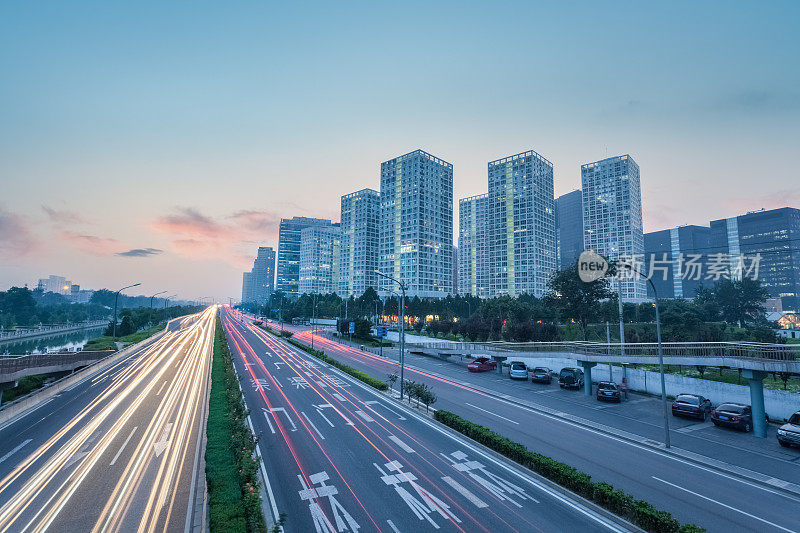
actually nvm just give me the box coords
[558,367,584,390]
[531,367,552,384]
[672,394,713,421]
[596,381,621,402]
[711,403,753,432]
[777,411,800,448]
[467,357,497,373]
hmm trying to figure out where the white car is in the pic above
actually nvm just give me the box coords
[509,362,529,380]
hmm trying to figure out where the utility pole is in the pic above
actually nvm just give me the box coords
[113,283,141,338]
[311,292,317,350]
[375,271,406,400]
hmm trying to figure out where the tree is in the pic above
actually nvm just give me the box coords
[387,373,398,391]
[702,278,770,327]
[545,267,614,341]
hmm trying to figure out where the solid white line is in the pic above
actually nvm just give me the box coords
[386,519,401,533]
[465,402,519,424]
[388,435,415,454]
[263,410,276,434]
[156,381,167,396]
[301,411,325,440]
[332,392,348,402]
[652,477,797,533]
[109,426,138,466]
[0,439,32,465]
[441,476,489,508]
[257,444,281,527]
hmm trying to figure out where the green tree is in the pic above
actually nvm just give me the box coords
[545,267,614,341]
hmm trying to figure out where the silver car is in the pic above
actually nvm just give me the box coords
[509,361,529,380]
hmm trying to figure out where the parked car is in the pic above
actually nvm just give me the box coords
[711,403,753,432]
[671,394,713,421]
[596,381,621,402]
[509,362,529,380]
[468,357,497,373]
[558,367,584,390]
[777,411,800,448]
[531,367,552,384]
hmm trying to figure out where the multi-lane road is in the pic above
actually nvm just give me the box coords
[222,309,632,532]
[264,319,800,533]
[0,307,215,533]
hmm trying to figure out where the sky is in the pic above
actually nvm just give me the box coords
[1,1,799,301]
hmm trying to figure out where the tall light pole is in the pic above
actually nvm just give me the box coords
[624,264,670,448]
[311,292,317,350]
[149,290,168,327]
[164,294,177,322]
[375,270,407,400]
[113,283,141,338]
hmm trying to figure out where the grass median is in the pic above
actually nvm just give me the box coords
[83,322,167,351]
[205,317,267,533]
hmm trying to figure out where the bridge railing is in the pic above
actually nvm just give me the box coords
[0,321,107,340]
[0,350,114,378]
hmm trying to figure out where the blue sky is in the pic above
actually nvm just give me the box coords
[1,1,798,300]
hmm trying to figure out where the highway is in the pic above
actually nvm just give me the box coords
[0,307,215,533]
[221,309,632,532]
[268,320,800,533]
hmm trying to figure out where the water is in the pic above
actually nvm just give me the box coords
[0,326,106,355]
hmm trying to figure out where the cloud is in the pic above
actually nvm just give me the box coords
[60,231,119,256]
[41,205,88,226]
[152,207,228,239]
[117,247,163,258]
[227,210,281,232]
[0,207,38,258]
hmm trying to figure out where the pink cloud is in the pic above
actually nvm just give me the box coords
[60,231,120,256]
[41,205,89,226]
[0,207,39,258]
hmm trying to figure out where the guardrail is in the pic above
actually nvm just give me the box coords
[0,321,107,341]
[0,350,114,379]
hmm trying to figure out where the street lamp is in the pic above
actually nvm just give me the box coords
[375,270,407,400]
[113,283,141,338]
[623,263,670,448]
[149,290,168,327]
[164,294,177,321]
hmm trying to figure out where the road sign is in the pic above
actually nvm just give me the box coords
[375,326,387,338]
[348,321,355,334]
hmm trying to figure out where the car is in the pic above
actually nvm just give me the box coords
[508,361,528,380]
[558,367,584,390]
[671,394,713,421]
[711,403,753,432]
[777,411,800,448]
[530,367,552,384]
[467,357,497,373]
[596,381,621,402]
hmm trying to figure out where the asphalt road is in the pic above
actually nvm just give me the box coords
[264,319,800,533]
[222,310,632,533]
[0,307,215,533]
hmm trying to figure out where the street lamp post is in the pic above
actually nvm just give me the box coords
[375,271,407,400]
[311,292,317,350]
[624,264,670,448]
[113,283,141,338]
[149,290,168,327]
[164,294,177,322]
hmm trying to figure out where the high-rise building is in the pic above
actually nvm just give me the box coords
[241,246,275,305]
[458,194,490,297]
[37,275,71,295]
[338,189,380,297]
[379,149,453,298]
[581,154,646,301]
[241,271,255,304]
[487,150,556,298]
[299,225,341,295]
[644,225,711,299]
[556,190,584,270]
[277,217,335,299]
[710,207,800,311]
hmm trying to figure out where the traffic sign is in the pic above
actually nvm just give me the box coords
[349,321,355,334]
[375,326,387,338]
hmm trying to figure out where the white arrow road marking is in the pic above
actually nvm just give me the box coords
[364,400,406,420]
[441,476,488,508]
[109,426,138,465]
[0,439,32,465]
[299,471,360,533]
[262,408,276,434]
[387,435,415,454]
[314,404,353,426]
[153,423,173,457]
[269,407,297,431]
[313,405,336,427]
[301,411,325,440]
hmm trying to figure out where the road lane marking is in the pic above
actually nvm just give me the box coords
[0,439,32,465]
[675,422,711,434]
[313,405,336,427]
[156,381,167,396]
[332,392,348,402]
[109,427,138,466]
[269,407,297,431]
[387,519,401,533]
[465,402,519,424]
[388,435,415,454]
[441,476,488,508]
[301,411,325,440]
[154,422,173,457]
[652,476,796,532]
[354,410,374,423]
[364,400,406,420]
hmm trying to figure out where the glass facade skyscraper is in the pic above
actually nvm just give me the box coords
[644,226,711,299]
[581,154,646,301]
[241,246,275,305]
[555,190,584,270]
[339,188,380,297]
[277,217,335,299]
[379,149,453,298]
[299,225,341,295]
[458,193,489,297]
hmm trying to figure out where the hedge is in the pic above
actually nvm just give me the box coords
[260,326,388,391]
[206,317,268,533]
[433,410,704,533]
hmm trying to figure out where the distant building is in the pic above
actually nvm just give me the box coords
[277,217,335,299]
[379,149,453,298]
[241,272,255,304]
[241,246,276,305]
[299,225,341,295]
[581,154,646,302]
[458,194,490,297]
[556,190,583,270]
[643,225,711,299]
[452,245,459,295]
[710,207,800,311]
[338,189,380,297]
[487,149,556,297]
[37,275,71,295]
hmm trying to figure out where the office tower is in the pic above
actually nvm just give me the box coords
[37,275,71,295]
[241,246,275,305]
[276,217,335,299]
[556,190,584,269]
[581,154,646,301]
[644,225,711,299]
[379,149,453,298]
[710,207,800,311]
[458,194,490,297]
[487,150,557,298]
[299,225,341,295]
[241,272,254,304]
[339,188,380,298]
[452,246,459,295]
